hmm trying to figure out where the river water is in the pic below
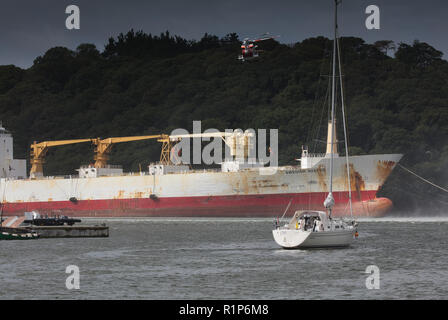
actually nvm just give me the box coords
[1,217,447,299]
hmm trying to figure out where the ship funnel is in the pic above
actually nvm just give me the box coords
[325,120,338,157]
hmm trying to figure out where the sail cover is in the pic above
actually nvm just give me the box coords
[324,192,335,209]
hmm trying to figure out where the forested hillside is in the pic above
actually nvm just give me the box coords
[0,30,447,213]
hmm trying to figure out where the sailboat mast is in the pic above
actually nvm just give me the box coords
[327,0,338,218]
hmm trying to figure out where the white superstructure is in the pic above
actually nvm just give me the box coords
[0,124,26,179]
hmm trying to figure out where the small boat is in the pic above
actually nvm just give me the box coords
[272,0,358,249]
[24,211,82,226]
[0,227,39,240]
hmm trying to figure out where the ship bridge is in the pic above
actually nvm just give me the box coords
[0,123,26,179]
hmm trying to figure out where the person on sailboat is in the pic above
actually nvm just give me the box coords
[303,216,309,231]
[313,218,321,232]
[315,221,319,231]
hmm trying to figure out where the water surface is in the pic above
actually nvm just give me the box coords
[1,217,447,299]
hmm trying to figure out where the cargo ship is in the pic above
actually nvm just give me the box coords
[0,122,402,218]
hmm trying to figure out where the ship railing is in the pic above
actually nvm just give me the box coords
[32,175,68,180]
[24,168,223,180]
[79,164,123,169]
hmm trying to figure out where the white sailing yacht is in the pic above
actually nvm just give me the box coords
[273,0,357,249]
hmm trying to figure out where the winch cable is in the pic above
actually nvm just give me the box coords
[387,186,448,206]
[398,164,448,193]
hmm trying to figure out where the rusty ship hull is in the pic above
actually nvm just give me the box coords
[0,153,402,218]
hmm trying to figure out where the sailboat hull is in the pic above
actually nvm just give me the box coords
[272,228,355,249]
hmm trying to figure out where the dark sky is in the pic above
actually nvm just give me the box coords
[1,0,447,68]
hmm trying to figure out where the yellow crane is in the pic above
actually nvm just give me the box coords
[158,135,174,165]
[29,133,180,178]
[92,134,169,168]
[30,139,93,178]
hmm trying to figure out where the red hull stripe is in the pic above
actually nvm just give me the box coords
[2,190,392,217]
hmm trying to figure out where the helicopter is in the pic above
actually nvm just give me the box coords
[238,33,279,62]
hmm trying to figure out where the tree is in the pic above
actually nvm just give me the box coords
[395,40,443,67]
[374,40,396,55]
[0,31,447,213]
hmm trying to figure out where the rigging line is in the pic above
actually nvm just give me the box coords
[387,186,448,206]
[305,64,322,144]
[307,37,333,153]
[336,29,351,153]
[328,0,338,205]
[279,199,293,223]
[317,40,335,149]
[306,41,332,145]
[336,33,353,220]
[312,78,330,154]
[397,164,448,193]
[393,184,448,201]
